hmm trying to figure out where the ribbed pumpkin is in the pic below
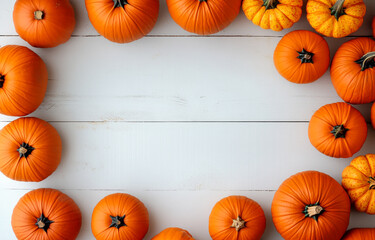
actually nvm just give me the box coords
[342,154,375,214]
[371,102,375,129]
[209,195,266,240]
[12,188,82,240]
[152,228,195,240]
[242,0,303,31]
[331,38,375,104]
[342,229,375,239]
[306,0,366,38]
[91,193,149,240]
[13,0,76,48]
[85,0,159,43]
[274,30,330,84]
[166,0,242,35]
[0,117,62,182]
[308,102,367,158]
[272,171,351,240]
[0,45,48,116]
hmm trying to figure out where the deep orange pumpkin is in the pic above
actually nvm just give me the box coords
[308,102,367,158]
[0,117,62,182]
[12,188,82,240]
[91,193,149,240]
[272,171,351,240]
[85,0,159,43]
[166,0,242,35]
[152,227,195,240]
[342,229,375,239]
[274,30,330,83]
[209,195,266,240]
[0,45,48,116]
[371,102,375,129]
[13,0,76,48]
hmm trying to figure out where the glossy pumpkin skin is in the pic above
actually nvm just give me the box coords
[342,229,375,239]
[0,45,48,116]
[272,171,351,240]
[243,0,303,31]
[152,227,195,240]
[274,30,330,83]
[92,193,149,240]
[13,0,76,48]
[342,154,375,214]
[85,0,159,43]
[0,117,62,182]
[306,0,366,38]
[209,195,266,240]
[308,102,367,158]
[12,188,82,240]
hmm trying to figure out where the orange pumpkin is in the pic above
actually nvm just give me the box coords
[274,30,330,84]
[342,154,375,214]
[12,188,82,240]
[85,0,159,43]
[331,38,375,104]
[242,0,303,31]
[308,102,367,158]
[306,0,366,38]
[91,193,149,240]
[0,45,48,116]
[13,0,76,48]
[0,117,62,182]
[209,195,266,240]
[371,102,375,129]
[166,0,242,35]
[342,228,375,239]
[272,171,351,240]
[152,227,195,240]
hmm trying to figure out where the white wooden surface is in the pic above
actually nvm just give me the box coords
[0,0,374,239]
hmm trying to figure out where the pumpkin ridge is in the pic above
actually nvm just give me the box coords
[200,1,221,34]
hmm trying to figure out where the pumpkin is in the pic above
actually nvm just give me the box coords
[242,0,303,31]
[91,193,149,240]
[12,188,82,240]
[166,0,242,35]
[331,37,375,104]
[306,0,366,38]
[152,227,195,240]
[308,102,367,158]
[372,102,375,130]
[209,195,266,240]
[0,117,62,182]
[342,229,375,239]
[274,30,330,84]
[342,154,375,214]
[272,171,351,240]
[85,0,159,43]
[13,0,76,48]
[0,45,48,116]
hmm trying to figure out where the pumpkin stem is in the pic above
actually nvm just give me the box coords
[34,10,44,20]
[113,0,128,8]
[355,52,375,71]
[330,0,346,21]
[199,0,207,2]
[331,124,348,139]
[109,215,127,229]
[303,202,324,221]
[369,177,375,189]
[17,142,35,158]
[263,0,279,10]
[35,213,54,233]
[0,74,4,88]
[297,49,314,63]
[230,216,246,232]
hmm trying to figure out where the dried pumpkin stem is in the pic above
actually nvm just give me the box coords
[331,0,346,20]
[231,216,246,232]
[355,52,375,71]
[263,0,279,10]
[17,142,35,158]
[369,177,375,190]
[0,74,4,88]
[297,49,314,63]
[303,202,324,221]
[35,213,54,233]
[34,10,44,20]
[109,215,127,229]
[113,0,128,8]
[18,147,27,155]
[331,124,348,139]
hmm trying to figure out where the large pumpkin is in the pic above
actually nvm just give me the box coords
[274,30,330,84]
[85,0,159,43]
[13,0,76,48]
[272,171,351,240]
[308,102,367,158]
[91,193,149,240]
[166,0,242,35]
[152,227,195,240]
[0,117,62,182]
[12,188,82,240]
[306,0,366,38]
[242,0,303,31]
[0,45,48,116]
[371,102,375,129]
[342,229,375,239]
[331,38,375,104]
[342,154,375,214]
[209,195,266,240]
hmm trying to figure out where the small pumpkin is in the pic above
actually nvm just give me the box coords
[13,0,76,48]
[342,229,375,239]
[209,195,266,240]
[274,30,330,83]
[12,188,82,240]
[342,154,375,214]
[242,0,303,31]
[85,0,159,43]
[272,171,351,240]
[152,227,195,240]
[308,102,367,158]
[331,37,375,104]
[0,45,48,116]
[306,0,366,38]
[91,193,149,240]
[166,0,242,35]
